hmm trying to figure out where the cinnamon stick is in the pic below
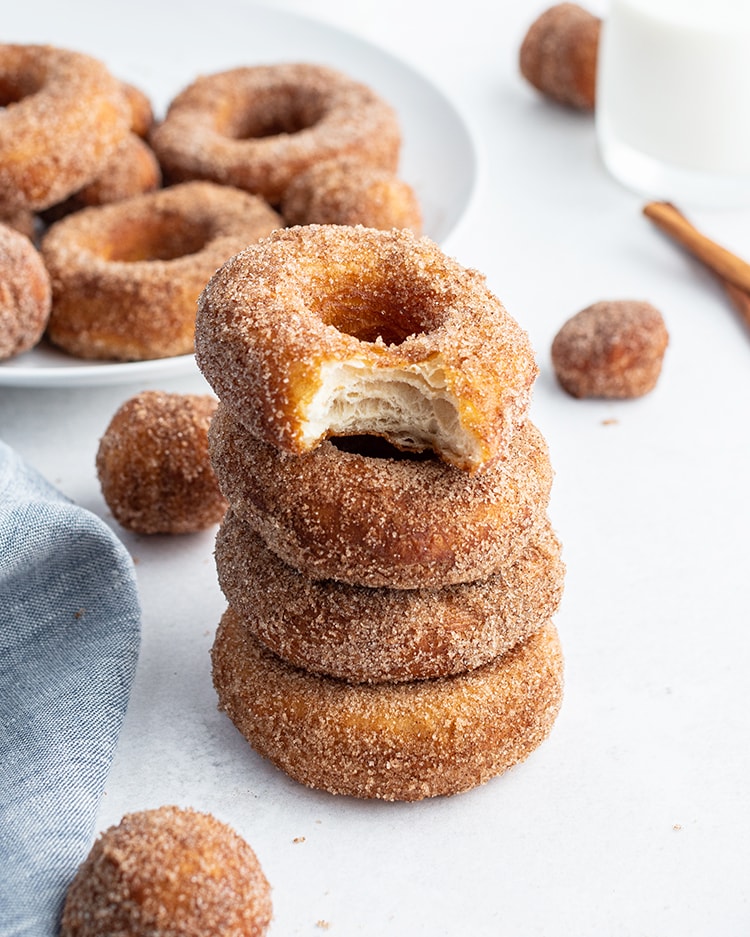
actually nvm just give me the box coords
[643,201,750,294]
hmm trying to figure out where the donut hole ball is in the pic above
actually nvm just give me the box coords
[551,299,669,398]
[281,156,422,233]
[96,390,227,535]
[0,222,51,360]
[519,3,601,111]
[60,805,272,937]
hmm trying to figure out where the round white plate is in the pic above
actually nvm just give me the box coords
[0,0,478,388]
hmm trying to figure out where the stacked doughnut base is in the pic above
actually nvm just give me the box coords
[210,406,564,802]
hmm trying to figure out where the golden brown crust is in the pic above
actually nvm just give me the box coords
[60,805,272,937]
[96,391,227,534]
[216,512,565,682]
[281,156,422,233]
[551,299,669,398]
[150,63,401,204]
[519,3,601,111]
[42,133,162,222]
[119,80,154,138]
[0,221,51,360]
[209,404,553,588]
[196,225,538,471]
[0,43,131,210]
[41,181,282,361]
[212,609,564,801]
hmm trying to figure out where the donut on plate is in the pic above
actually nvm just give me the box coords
[60,805,272,937]
[0,222,51,360]
[196,225,538,472]
[281,155,422,232]
[150,62,401,205]
[212,608,564,801]
[41,181,282,361]
[42,133,162,223]
[0,44,130,210]
[217,512,564,683]
[209,404,553,589]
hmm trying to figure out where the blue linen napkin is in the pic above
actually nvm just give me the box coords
[0,440,141,937]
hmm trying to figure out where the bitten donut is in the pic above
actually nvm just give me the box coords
[217,512,564,682]
[0,44,130,210]
[96,391,227,535]
[281,156,422,232]
[150,63,401,204]
[196,225,538,472]
[41,181,281,360]
[212,608,564,801]
[0,222,51,360]
[209,404,553,589]
[60,805,272,937]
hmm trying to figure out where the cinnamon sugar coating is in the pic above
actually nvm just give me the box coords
[216,512,564,683]
[551,299,669,398]
[196,225,538,472]
[209,404,553,589]
[519,3,601,111]
[43,133,162,222]
[0,222,51,360]
[281,156,422,232]
[41,181,281,361]
[96,391,227,535]
[119,80,154,138]
[0,44,131,210]
[150,63,401,204]
[212,609,564,801]
[60,805,272,937]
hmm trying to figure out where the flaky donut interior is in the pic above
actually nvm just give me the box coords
[300,355,480,467]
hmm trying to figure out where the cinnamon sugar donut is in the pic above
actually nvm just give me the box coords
[0,44,130,210]
[196,225,538,472]
[217,512,564,682]
[281,156,422,232]
[41,181,281,361]
[150,63,401,204]
[209,404,553,589]
[60,805,272,937]
[0,222,51,360]
[42,133,162,222]
[212,608,564,801]
[96,391,227,535]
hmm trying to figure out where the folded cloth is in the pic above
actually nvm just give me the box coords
[0,440,141,937]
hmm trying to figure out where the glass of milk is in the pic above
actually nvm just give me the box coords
[596,0,750,206]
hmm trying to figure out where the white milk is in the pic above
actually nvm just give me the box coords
[596,0,750,206]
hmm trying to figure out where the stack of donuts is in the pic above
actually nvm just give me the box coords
[196,223,565,802]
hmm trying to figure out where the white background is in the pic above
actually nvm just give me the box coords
[2,1,750,934]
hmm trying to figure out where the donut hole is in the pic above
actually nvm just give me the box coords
[331,434,435,462]
[223,88,327,140]
[0,72,44,107]
[103,216,213,262]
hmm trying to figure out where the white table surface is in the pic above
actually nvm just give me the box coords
[2,1,750,934]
